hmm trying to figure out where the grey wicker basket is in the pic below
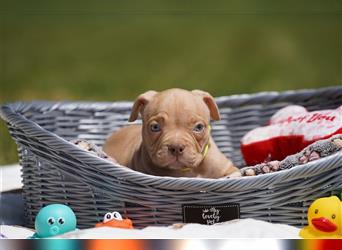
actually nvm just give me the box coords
[1,86,342,229]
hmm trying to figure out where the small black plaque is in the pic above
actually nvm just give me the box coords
[182,204,240,225]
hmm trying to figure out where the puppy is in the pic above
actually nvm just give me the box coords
[103,88,241,178]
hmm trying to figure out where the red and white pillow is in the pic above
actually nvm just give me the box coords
[241,105,342,165]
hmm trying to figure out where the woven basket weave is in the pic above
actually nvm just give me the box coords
[1,86,342,229]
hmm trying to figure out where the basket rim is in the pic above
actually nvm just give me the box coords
[1,86,342,192]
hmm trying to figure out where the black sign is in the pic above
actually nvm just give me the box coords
[182,204,240,225]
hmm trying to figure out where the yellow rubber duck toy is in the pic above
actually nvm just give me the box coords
[300,195,342,239]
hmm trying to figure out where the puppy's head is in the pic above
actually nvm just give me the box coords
[129,88,220,171]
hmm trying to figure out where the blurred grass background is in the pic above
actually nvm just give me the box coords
[0,0,341,164]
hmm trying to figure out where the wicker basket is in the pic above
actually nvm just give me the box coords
[1,87,342,229]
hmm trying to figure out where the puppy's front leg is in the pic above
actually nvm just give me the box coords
[225,170,242,178]
[221,160,242,178]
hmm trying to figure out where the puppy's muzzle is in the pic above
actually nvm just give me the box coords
[167,144,185,156]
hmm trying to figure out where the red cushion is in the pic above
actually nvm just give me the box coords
[241,105,342,165]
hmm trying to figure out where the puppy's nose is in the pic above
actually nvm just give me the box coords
[168,144,185,156]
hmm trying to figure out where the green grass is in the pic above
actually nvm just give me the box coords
[1,0,341,164]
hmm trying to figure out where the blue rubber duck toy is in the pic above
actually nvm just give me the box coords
[29,204,77,238]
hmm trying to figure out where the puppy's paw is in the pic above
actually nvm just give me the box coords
[227,171,242,178]
[220,169,242,179]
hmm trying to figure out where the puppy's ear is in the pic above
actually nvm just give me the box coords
[129,90,157,122]
[192,90,220,121]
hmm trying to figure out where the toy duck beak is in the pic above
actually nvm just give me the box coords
[311,217,337,233]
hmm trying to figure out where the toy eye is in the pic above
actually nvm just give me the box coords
[112,212,123,221]
[314,209,318,214]
[47,217,55,225]
[332,214,336,219]
[103,212,113,223]
[150,123,161,132]
[58,217,65,225]
[193,123,205,133]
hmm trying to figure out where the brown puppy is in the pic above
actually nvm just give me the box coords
[103,88,240,178]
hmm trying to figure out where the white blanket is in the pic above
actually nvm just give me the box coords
[1,219,300,239]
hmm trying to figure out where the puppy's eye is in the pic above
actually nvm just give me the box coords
[150,123,161,132]
[47,217,55,225]
[193,123,205,133]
